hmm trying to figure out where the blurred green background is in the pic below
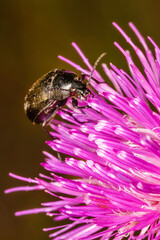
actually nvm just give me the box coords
[1,0,160,239]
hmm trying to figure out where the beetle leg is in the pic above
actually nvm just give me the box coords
[42,108,58,128]
[42,125,58,141]
[61,108,87,124]
[72,97,91,109]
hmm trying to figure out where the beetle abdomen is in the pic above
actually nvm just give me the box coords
[24,70,57,123]
[24,93,52,123]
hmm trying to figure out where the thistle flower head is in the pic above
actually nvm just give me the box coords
[6,23,160,239]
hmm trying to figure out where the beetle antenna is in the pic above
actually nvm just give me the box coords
[87,52,106,84]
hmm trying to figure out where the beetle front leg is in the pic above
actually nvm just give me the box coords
[61,108,87,124]
[72,97,90,109]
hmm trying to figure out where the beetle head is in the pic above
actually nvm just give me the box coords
[77,87,92,100]
[71,80,92,99]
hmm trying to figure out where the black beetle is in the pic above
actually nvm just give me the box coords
[24,53,106,127]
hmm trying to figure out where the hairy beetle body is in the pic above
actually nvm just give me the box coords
[24,69,91,126]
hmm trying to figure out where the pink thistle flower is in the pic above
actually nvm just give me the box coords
[5,23,160,239]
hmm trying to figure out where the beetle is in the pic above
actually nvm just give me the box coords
[24,53,106,127]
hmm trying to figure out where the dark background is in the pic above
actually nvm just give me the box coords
[1,1,160,239]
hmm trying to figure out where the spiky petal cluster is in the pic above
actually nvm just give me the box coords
[6,23,160,239]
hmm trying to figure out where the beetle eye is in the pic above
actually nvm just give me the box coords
[71,88,76,92]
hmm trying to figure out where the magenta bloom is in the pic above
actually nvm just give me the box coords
[6,23,160,239]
